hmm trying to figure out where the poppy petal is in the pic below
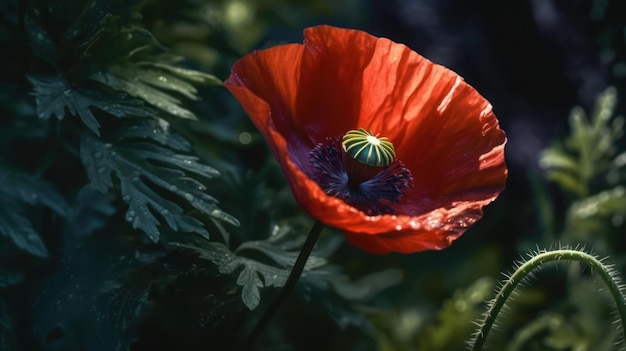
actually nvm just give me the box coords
[225,25,507,254]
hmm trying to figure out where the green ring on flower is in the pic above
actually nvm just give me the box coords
[342,128,396,167]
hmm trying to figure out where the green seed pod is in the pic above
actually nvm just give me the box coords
[342,128,395,167]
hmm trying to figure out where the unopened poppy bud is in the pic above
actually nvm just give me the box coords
[342,128,395,167]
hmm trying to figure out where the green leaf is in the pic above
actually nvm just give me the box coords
[0,166,68,257]
[84,28,219,119]
[539,87,625,198]
[145,62,222,85]
[172,241,289,310]
[80,120,238,242]
[90,64,197,120]
[29,75,153,135]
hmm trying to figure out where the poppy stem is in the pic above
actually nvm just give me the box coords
[241,220,325,350]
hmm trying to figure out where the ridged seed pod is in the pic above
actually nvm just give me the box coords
[342,128,395,167]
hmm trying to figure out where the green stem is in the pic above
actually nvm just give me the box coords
[241,220,325,350]
[470,249,626,351]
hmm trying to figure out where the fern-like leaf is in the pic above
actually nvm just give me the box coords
[84,27,221,120]
[80,119,238,242]
[540,87,624,197]
[29,75,153,135]
[172,241,291,310]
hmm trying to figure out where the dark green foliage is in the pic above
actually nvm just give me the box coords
[1,0,626,350]
[541,88,626,248]
[83,27,221,120]
[540,87,625,198]
[29,75,153,135]
[0,166,67,258]
[80,120,238,242]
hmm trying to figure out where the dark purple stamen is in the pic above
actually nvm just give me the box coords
[307,137,413,216]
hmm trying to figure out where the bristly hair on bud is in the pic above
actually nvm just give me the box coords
[468,246,626,351]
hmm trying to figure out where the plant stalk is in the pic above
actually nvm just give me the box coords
[470,249,626,351]
[241,220,325,350]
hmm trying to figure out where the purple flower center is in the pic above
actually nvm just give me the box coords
[307,136,413,216]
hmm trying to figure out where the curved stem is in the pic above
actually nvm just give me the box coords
[241,220,325,350]
[470,249,626,351]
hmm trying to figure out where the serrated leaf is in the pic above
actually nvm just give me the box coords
[172,241,294,310]
[80,122,238,242]
[90,68,196,120]
[238,266,263,310]
[84,27,219,119]
[144,62,222,85]
[29,75,153,135]
[110,118,191,151]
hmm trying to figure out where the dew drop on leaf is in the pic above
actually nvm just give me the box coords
[184,193,194,201]
[97,167,107,174]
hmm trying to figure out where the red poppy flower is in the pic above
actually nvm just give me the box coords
[224,25,507,254]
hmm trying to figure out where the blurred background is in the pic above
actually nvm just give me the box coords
[1,0,626,350]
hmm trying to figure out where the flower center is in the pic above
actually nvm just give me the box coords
[307,129,413,216]
[342,128,395,167]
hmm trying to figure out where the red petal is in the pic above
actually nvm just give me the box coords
[225,25,507,254]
